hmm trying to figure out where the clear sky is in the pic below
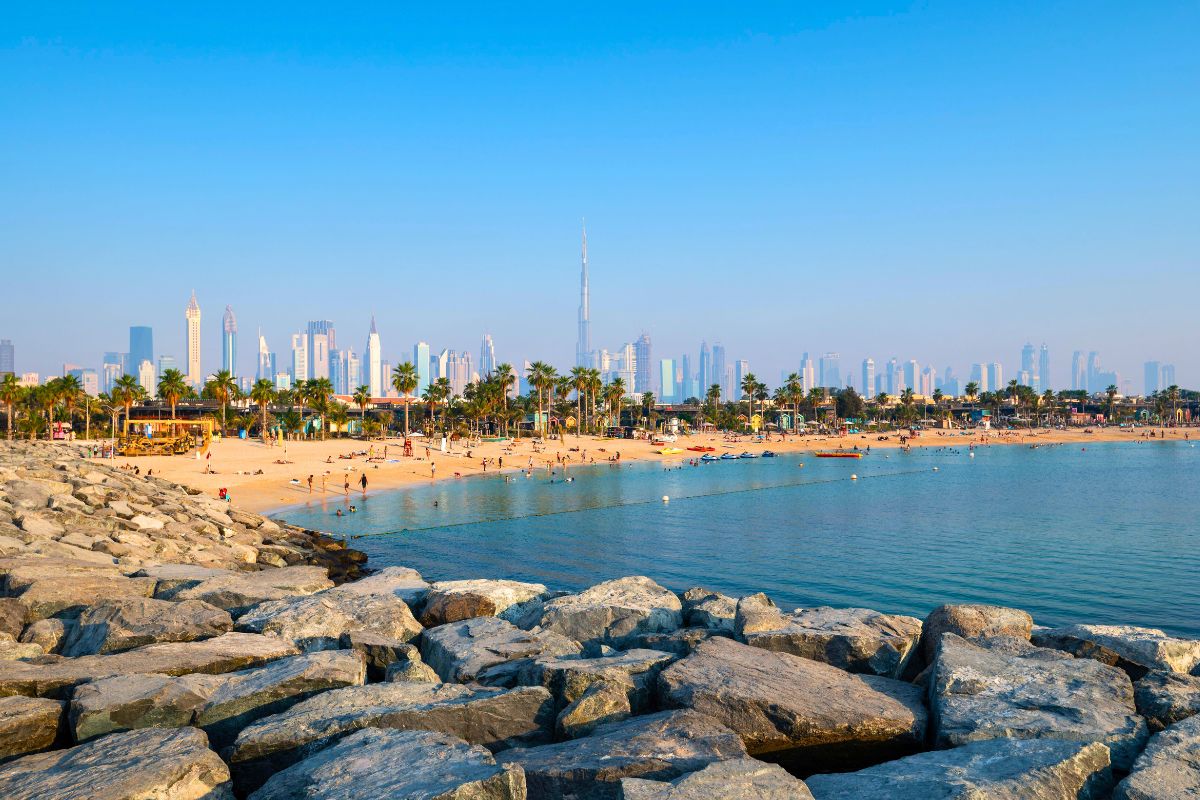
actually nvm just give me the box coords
[2,2,1197,390]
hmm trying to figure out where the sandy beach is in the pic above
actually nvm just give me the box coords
[111,424,1194,515]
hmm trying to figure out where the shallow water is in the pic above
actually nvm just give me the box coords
[277,440,1200,637]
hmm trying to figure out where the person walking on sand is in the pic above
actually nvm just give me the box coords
[307,475,313,494]
[430,461,437,479]
[360,473,368,495]
[344,476,350,496]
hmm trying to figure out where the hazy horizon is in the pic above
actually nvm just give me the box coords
[2,3,1197,388]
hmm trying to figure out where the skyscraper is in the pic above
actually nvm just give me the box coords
[1021,343,1035,384]
[801,353,816,393]
[366,317,382,397]
[885,358,898,395]
[734,360,750,397]
[290,333,309,383]
[413,342,431,395]
[904,360,920,393]
[185,291,202,388]
[680,354,693,401]
[970,363,987,393]
[1038,344,1050,392]
[634,334,653,396]
[818,353,840,390]
[659,359,675,402]
[480,334,497,376]
[861,358,875,398]
[129,326,153,379]
[1071,351,1085,391]
[987,363,1004,392]
[137,359,156,396]
[576,222,591,367]
[711,343,727,398]
[306,321,336,380]
[221,306,237,377]
[698,342,711,394]
[256,332,275,383]
[1161,364,1177,389]
[1087,352,1101,393]
[0,339,13,375]
[1144,361,1162,396]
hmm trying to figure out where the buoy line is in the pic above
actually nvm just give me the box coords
[346,466,937,540]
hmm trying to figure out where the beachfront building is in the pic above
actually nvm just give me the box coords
[290,333,309,383]
[366,317,382,397]
[185,292,202,388]
[129,326,153,379]
[221,306,237,377]
[137,359,156,396]
[414,342,431,394]
[0,339,13,375]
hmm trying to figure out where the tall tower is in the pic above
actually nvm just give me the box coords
[366,316,382,397]
[576,222,591,367]
[221,306,237,377]
[185,291,202,388]
[480,334,496,376]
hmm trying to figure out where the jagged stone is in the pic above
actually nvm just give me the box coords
[69,672,225,743]
[0,598,25,639]
[419,578,547,627]
[60,597,232,656]
[235,588,421,651]
[681,587,736,632]
[918,603,1033,663]
[16,575,158,620]
[0,637,44,660]
[339,631,420,681]
[420,616,580,685]
[174,566,333,615]
[1135,670,1200,731]
[1033,624,1200,679]
[538,576,683,646]
[0,631,298,698]
[557,678,631,738]
[329,565,429,606]
[248,728,526,800]
[806,738,1113,800]
[1115,714,1200,799]
[17,618,71,654]
[622,757,813,800]
[621,628,723,656]
[931,633,1149,770]
[733,592,779,637]
[134,564,236,600]
[519,648,675,713]
[658,636,927,772]
[496,709,746,799]
[0,726,233,800]
[0,696,63,763]
[385,659,440,683]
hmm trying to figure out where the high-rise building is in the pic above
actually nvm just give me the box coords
[939,366,961,397]
[66,368,99,396]
[987,363,1004,393]
[129,326,153,379]
[330,350,346,395]
[698,342,711,394]
[221,306,237,377]
[0,339,13,375]
[434,349,450,384]
[734,360,750,397]
[861,358,875,398]
[800,353,816,393]
[290,333,309,383]
[818,353,840,390]
[904,360,920,394]
[1038,344,1049,392]
[634,334,653,395]
[157,355,177,376]
[970,363,987,393]
[921,366,936,397]
[576,223,591,367]
[1020,343,1035,386]
[306,321,336,380]
[659,359,676,402]
[347,350,361,393]
[1071,351,1086,392]
[137,359,157,396]
[1161,364,1177,390]
[380,361,393,396]
[256,332,275,383]
[680,354,693,401]
[1087,352,1101,393]
[274,372,291,391]
[480,334,496,376]
[1144,361,1162,395]
[366,317,382,397]
[413,342,431,395]
[185,291,202,388]
[711,343,727,398]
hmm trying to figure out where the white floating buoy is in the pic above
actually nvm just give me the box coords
[850,474,858,481]
[969,452,975,457]
[662,495,669,503]
[932,467,939,472]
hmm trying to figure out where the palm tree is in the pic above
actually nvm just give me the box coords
[640,392,656,431]
[605,378,626,428]
[157,368,188,419]
[900,388,916,423]
[1167,384,1181,427]
[292,379,308,438]
[739,373,758,430]
[1,374,24,441]
[964,382,979,403]
[1041,389,1056,426]
[352,385,371,437]
[526,361,556,438]
[113,375,142,432]
[783,372,802,432]
[250,379,276,443]
[1105,384,1119,422]
[54,374,83,437]
[569,366,589,440]
[204,370,238,433]
[390,362,419,440]
[306,377,334,440]
[494,363,516,435]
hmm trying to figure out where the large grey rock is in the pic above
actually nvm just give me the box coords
[932,633,1149,770]
[420,616,580,685]
[0,558,122,594]
[386,658,441,683]
[135,564,236,600]
[0,726,233,800]
[497,710,746,800]
[622,757,813,800]
[919,604,1033,662]
[0,631,298,698]
[248,727,525,800]
[620,628,724,657]
[235,588,421,651]
[658,636,926,772]
[1115,714,1200,799]
[420,578,547,627]
[806,737,1114,800]
[339,631,420,681]
[1033,624,1200,679]
[16,575,158,620]
[61,597,232,656]
[519,648,675,713]
[18,618,72,654]
[1135,670,1200,731]
[0,598,25,639]
[556,678,631,738]
[228,682,555,791]
[537,576,683,646]
[0,696,63,762]
[332,565,429,606]
[680,587,736,633]
[174,565,333,614]
[732,592,779,638]
[70,672,225,743]
[0,637,43,660]
[739,604,922,679]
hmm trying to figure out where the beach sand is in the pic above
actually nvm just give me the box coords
[112,424,1193,515]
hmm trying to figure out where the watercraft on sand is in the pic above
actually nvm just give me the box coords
[739,452,758,459]
[687,446,717,452]
[658,447,685,455]
[720,453,739,460]
[814,451,863,459]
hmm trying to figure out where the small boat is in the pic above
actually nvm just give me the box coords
[739,452,758,459]
[687,446,716,452]
[658,447,684,455]
[761,451,777,457]
[814,451,863,459]
[700,454,719,462]
[720,453,739,460]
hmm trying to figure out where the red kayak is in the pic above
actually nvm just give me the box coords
[687,446,716,452]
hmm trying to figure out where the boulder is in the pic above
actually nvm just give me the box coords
[0,631,298,698]
[61,597,232,656]
[931,633,1148,770]
[0,598,25,639]
[174,566,333,615]
[1033,624,1200,679]
[247,728,525,800]
[658,636,927,772]
[235,589,421,651]
[556,678,631,738]
[806,738,1114,800]
[0,727,232,800]
[919,603,1033,662]
[18,618,72,654]
[496,710,746,800]
[1135,670,1200,731]
[519,648,676,713]
[70,672,225,743]
[739,605,922,679]
[420,616,580,685]
[621,628,725,656]
[538,576,683,646]
[228,682,555,790]
[733,592,780,637]
[622,757,813,800]
[16,575,157,620]
[419,578,547,627]
[331,565,429,606]
[339,631,420,681]
[385,659,440,683]
[0,696,63,762]
[134,564,236,600]
[681,587,736,633]
[1115,714,1200,799]
[0,638,44,660]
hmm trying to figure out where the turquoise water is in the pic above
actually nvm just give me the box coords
[277,441,1200,637]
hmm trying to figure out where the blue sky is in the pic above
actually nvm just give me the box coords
[1,2,1197,390]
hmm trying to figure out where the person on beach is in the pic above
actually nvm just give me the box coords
[360,473,368,495]
[307,475,313,493]
[343,477,350,496]
[431,461,437,479]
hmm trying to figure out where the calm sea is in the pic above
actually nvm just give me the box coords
[276,440,1200,637]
